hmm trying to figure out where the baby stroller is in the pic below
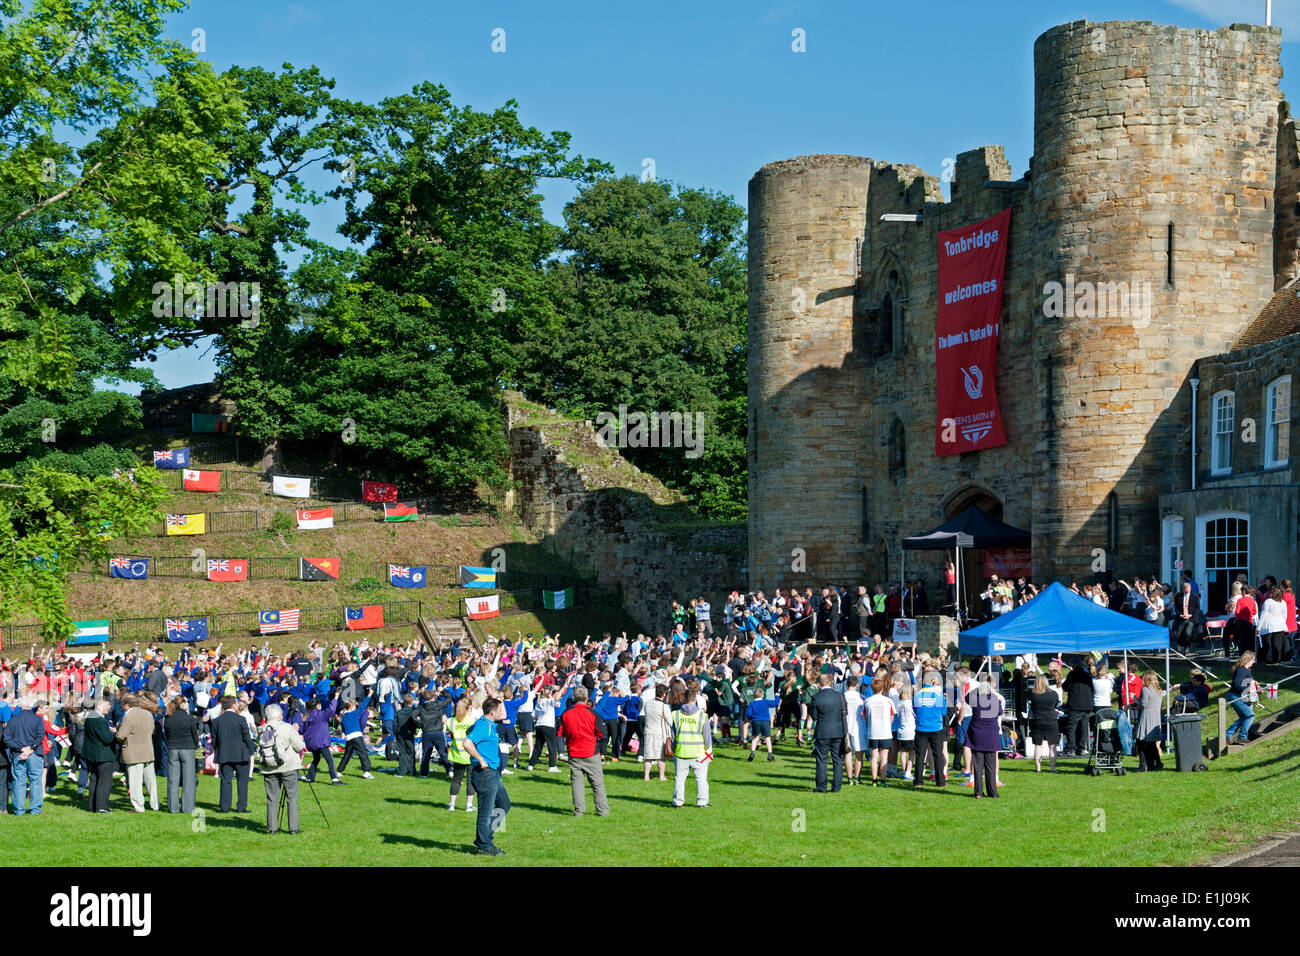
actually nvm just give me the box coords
[1087,708,1127,776]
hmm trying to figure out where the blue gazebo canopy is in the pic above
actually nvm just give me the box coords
[958,582,1170,656]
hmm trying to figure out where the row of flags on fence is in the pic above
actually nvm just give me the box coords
[155,449,405,502]
[464,588,572,619]
[106,560,519,592]
[163,502,418,535]
[68,604,393,644]
[110,557,340,582]
[27,584,573,652]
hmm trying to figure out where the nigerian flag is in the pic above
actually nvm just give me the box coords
[543,587,573,610]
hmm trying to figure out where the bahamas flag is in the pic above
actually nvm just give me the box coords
[165,513,206,535]
[458,565,496,588]
[542,587,573,610]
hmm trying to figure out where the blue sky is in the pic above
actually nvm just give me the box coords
[133,0,1299,390]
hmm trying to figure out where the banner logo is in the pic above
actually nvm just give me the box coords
[962,365,984,400]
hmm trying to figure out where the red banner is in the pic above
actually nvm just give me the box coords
[934,208,1010,456]
[983,548,1032,579]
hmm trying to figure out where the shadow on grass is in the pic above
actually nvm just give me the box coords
[204,811,271,832]
[379,832,476,853]
[494,800,571,816]
[1218,745,1300,773]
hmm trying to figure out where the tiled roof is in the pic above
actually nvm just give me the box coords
[1233,278,1300,349]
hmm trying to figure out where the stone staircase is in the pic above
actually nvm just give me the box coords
[420,616,479,653]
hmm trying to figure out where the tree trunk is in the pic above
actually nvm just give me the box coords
[259,438,282,477]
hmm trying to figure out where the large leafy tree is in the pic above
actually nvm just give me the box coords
[0,0,241,635]
[282,85,610,489]
[519,176,748,518]
[194,64,352,473]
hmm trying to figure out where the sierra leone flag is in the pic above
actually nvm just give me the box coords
[542,587,573,610]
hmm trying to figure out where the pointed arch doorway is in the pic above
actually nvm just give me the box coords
[943,487,1004,617]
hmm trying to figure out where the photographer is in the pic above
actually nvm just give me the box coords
[257,703,305,835]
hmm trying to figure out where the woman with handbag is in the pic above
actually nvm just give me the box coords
[1133,671,1164,772]
[642,684,671,782]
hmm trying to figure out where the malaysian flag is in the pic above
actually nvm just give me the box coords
[259,609,300,634]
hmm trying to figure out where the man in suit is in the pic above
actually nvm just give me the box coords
[808,673,846,793]
[144,659,168,697]
[211,695,253,812]
[827,586,842,641]
[1171,580,1201,653]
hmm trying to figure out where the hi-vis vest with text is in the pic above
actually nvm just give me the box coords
[673,708,707,760]
[872,593,886,613]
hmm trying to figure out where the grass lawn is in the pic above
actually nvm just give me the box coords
[15,720,1300,867]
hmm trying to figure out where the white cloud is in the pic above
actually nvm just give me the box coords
[1166,0,1300,36]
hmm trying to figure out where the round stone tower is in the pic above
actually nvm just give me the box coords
[748,155,872,590]
[1029,20,1282,580]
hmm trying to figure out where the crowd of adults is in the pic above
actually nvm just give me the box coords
[0,562,1289,854]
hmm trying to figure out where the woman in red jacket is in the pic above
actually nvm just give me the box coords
[1232,587,1258,658]
[1283,579,1298,664]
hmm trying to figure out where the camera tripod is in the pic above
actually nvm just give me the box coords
[275,773,330,831]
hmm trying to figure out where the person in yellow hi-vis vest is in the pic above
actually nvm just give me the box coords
[670,686,713,808]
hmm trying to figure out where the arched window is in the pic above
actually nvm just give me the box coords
[1211,390,1234,476]
[877,270,906,357]
[888,417,906,481]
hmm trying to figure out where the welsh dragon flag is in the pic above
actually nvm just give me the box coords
[542,587,573,610]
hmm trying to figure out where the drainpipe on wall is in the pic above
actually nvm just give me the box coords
[1190,378,1199,492]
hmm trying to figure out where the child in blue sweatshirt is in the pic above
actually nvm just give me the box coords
[336,700,374,778]
[593,684,632,760]
[745,676,778,763]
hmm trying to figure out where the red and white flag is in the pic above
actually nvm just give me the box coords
[183,469,220,492]
[466,594,500,620]
[296,507,334,530]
